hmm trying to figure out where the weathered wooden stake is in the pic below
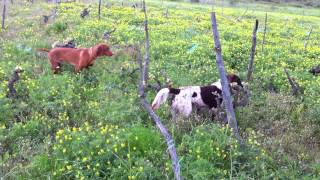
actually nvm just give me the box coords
[247,19,259,81]
[2,0,7,30]
[98,0,102,20]
[138,1,182,179]
[268,74,277,93]
[262,12,267,53]
[304,26,313,51]
[284,68,301,96]
[7,67,24,98]
[210,12,241,141]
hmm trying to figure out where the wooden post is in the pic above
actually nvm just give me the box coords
[262,13,267,53]
[284,68,301,96]
[304,26,313,51]
[210,12,241,140]
[98,0,102,20]
[2,0,7,30]
[7,67,24,98]
[247,19,259,82]
[138,1,182,179]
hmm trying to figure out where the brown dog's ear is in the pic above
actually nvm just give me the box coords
[94,44,113,57]
[97,44,110,56]
[96,45,104,56]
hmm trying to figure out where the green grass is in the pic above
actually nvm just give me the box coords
[0,0,320,179]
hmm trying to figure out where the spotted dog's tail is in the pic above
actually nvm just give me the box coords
[151,87,180,110]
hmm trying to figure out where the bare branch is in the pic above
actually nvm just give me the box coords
[138,47,182,179]
[140,99,182,180]
[210,12,241,141]
[148,70,172,92]
[262,13,267,53]
[138,2,182,178]
[236,8,248,22]
[247,19,259,81]
[142,0,150,85]
[304,26,313,51]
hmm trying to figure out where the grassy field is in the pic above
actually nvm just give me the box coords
[0,0,320,179]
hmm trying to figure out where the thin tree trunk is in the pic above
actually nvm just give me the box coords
[262,13,267,53]
[2,0,7,30]
[210,12,241,141]
[247,19,259,81]
[304,26,313,51]
[98,0,102,20]
[137,1,182,179]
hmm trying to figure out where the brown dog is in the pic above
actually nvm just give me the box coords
[38,43,113,73]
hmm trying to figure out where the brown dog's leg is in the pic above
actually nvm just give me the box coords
[84,64,94,70]
[75,65,81,73]
[49,59,60,74]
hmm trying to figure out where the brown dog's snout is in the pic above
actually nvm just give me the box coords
[105,50,113,56]
[105,46,113,56]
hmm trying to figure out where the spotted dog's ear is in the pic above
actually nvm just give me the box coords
[227,73,243,87]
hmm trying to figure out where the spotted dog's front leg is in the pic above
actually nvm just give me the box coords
[171,109,178,127]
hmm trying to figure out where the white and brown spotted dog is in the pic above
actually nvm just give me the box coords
[151,74,243,121]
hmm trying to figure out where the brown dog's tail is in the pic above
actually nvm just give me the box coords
[36,48,51,52]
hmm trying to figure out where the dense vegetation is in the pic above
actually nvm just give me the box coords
[0,0,319,179]
[185,0,320,8]
[253,0,320,7]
